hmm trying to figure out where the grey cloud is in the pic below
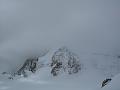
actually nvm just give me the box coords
[0,0,120,71]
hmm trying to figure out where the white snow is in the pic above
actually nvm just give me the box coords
[0,49,120,90]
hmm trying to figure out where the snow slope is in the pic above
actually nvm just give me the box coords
[0,48,120,90]
[0,67,103,90]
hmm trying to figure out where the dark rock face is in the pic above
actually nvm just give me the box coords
[67,58,81,74]
[51,47,81,76]
[102,78,112,87]
[14,57,38,77]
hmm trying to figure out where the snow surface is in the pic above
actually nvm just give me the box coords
[0,67,103,90]
[0,49,120,90]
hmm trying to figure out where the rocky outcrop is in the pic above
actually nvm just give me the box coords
[102,78,112,87]
[51,47,81,76]
[14,57,39,77]
[1,47,81,79]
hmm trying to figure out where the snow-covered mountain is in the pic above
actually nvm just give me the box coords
[1,47,81,79]
[0,47,120,90]
[50,47,81,76]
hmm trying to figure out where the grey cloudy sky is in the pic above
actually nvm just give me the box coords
[0,0,120,71]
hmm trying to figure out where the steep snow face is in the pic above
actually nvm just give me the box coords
[91,55,120,78]
[51,47,81,76]
[78,52,120,78]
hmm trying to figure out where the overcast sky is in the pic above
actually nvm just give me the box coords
[0,0,120,71]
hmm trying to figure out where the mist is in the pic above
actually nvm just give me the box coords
[0,0,120,72]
